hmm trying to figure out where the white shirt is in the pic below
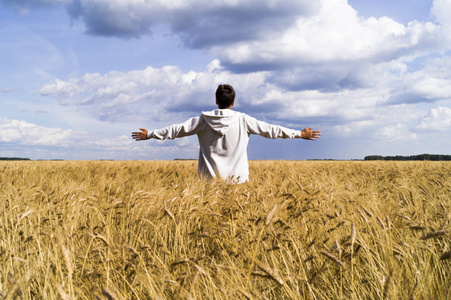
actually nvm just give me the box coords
[148,109,302,183]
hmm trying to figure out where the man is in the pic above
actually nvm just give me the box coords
[132,84,321,183]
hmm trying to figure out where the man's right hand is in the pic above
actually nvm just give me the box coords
[301,128,321,140]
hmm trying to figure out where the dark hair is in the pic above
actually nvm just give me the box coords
[215,84,235,109]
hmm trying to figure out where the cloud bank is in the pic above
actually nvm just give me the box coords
[5,0,450,92]
[0,117,76,146]
[1,0,450,159]
[65,0,318,44]
[0,117,188,159]
[38,57,450,145]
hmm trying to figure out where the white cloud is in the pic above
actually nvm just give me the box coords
[381,123,417,141]
[37,57,451,140]
[0,117,76,146]
[388,56,451,104]
[214,0,447,91]
[42,60,386,126]
[0,117,145,158]
[432,0,451,33]
[39,61,272,122]
[416,106,451,131]
[222,3,409,63]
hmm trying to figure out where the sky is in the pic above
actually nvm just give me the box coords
[0,0,450,160]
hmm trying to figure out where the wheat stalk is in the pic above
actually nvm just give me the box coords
[320,251,347,269]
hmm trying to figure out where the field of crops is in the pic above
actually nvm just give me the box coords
[0,160,449,299]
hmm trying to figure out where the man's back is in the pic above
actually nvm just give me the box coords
[198,109,250,183]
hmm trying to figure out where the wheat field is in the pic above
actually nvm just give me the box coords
[0,160,449,299]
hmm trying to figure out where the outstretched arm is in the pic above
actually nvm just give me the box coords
[245,115,321,140]
[131,128,149,141]
[301,127,321,140]
[131,116,203,141]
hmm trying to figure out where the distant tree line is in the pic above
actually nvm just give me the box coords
[364,154,451,161]
[0,157,31,161]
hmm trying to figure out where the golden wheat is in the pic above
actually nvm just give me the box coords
[0,160,449,299]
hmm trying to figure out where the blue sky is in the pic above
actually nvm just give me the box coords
[0,0,450,160]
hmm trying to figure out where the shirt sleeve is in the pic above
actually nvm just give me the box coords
[244,114,302,139]
[147,116,204,140]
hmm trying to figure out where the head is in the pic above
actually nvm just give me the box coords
[215,84,235,109]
